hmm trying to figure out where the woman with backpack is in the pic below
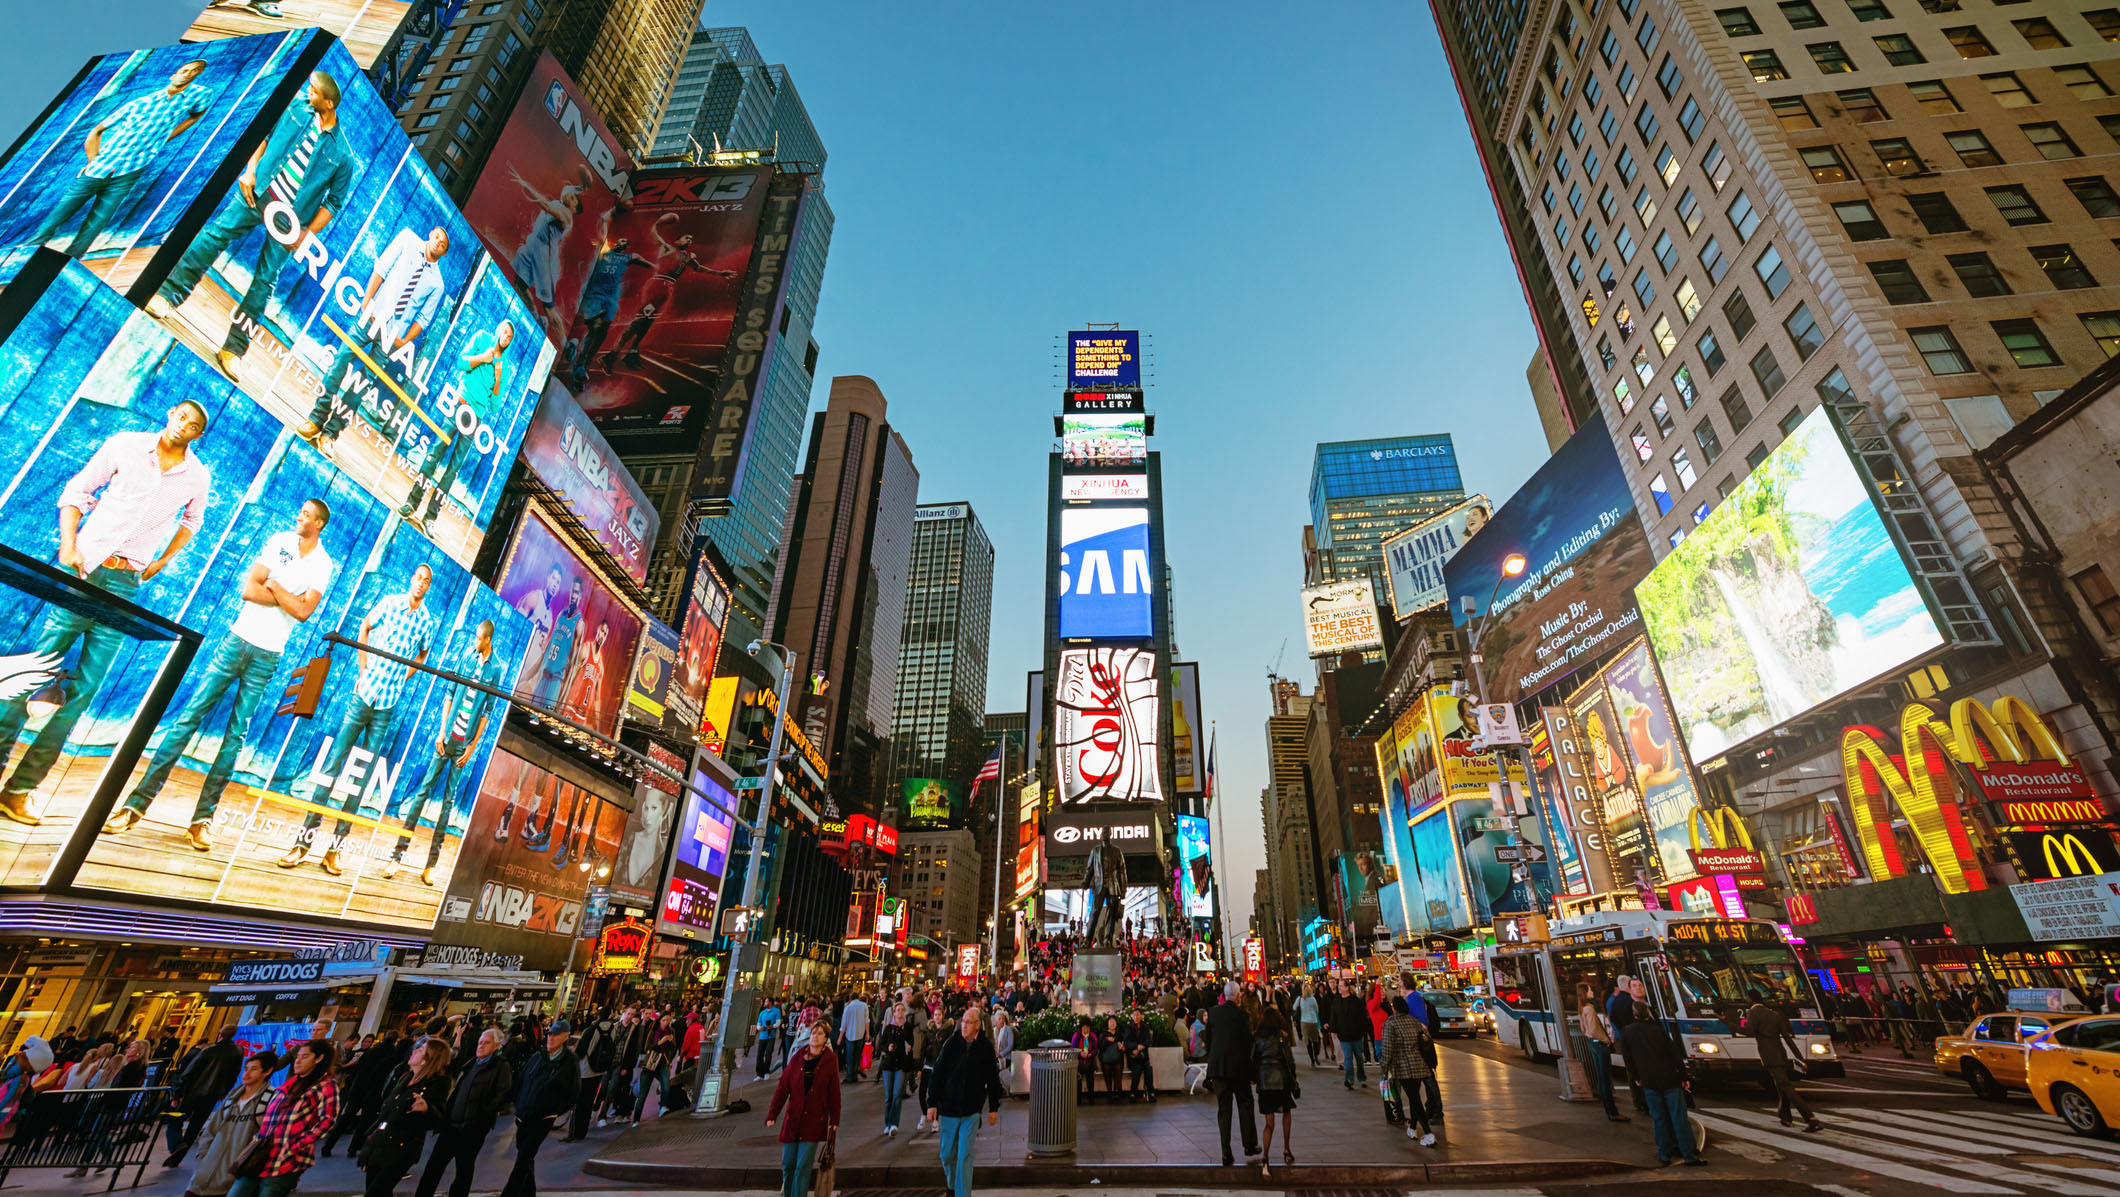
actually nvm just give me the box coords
[355,1037,453,1197]
[1253,1007,1300,1179]
[228,1039,340,1197]
[1380,996,1437,1147]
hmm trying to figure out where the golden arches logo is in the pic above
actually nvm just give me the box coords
[1841,702,1987,894]
[2041,833,2102,877]
[1947,695,2073,769]
[1687,806,1755,852]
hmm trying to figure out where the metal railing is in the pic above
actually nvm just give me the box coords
[0,1084,169,1191]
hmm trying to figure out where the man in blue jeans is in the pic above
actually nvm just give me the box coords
[381,617,501,885]
[1618,1014,1703,1166]
[0,402,211,827]
[105,498,335,850]
[1332,979,1370,1088]
[927,1005,1004,1197]
[26,59,211,259]
[278,564,438,876]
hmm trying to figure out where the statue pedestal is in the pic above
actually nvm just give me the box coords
[1068,951,1125,1015]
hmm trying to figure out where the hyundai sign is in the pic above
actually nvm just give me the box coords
[1058,507,1153,638]
[1047,810,1157,854]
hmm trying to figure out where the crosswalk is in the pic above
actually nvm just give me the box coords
[1693,1103,2120,1194]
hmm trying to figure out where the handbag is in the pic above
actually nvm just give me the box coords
[811,1132,837,1197]
[230,1134,272,1180]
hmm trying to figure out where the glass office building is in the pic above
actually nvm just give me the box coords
[1307,436,1467,601]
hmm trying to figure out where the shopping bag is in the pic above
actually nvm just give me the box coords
[1379,1078,1404,1126]
[862,1041,874,1071]
[813,1133,837,1197]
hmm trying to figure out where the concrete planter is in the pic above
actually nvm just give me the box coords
[1150,1045,1185,1091]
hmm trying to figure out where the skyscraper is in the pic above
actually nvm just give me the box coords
[771,376,919,815]
[650,28,829,168]
[890,503,996,793]
[1307,436,1468,600]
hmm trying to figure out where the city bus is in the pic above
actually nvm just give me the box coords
[1482,911,1842,1082]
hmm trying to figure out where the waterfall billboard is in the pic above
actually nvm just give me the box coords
[1444,412,1654,704]
[1635,406,1946,761]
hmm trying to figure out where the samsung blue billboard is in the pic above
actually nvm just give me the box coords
[1057,506,1152,639]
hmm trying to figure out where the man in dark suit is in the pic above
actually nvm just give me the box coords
[162,1026,241,1166]
[1201,996,1260,1167]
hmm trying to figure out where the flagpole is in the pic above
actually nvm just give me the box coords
[988,738,1006,979]
[1207,723,1232,971]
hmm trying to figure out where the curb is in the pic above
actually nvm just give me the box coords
[582,1155,1637,1187]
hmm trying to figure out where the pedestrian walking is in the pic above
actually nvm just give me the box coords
[629,1031,674,1123]
[754,1000,782,1079]
[1296,984,1323,1066]
[925,1004,1004,1197]
[414,1028,512,1197]
[877,1002,915,1136]
[1617,1014,1701,1166]
[1203,991,1261,1167]
[1331,979,1370,1087]
[356,1037,453,1197]
[1380,995,1437,1147]
[1252,1007,1299,1178]
[1577,982,1627,1122]
[765,1021,840,1197]
[165,1026,243,1166]
[500,1021,579,1197]
[228,1039,340,1197]
[840,991,870,1084]
[1742,990,1824,1132]
[186,1051,276,1197]
[564,1014,615,1142]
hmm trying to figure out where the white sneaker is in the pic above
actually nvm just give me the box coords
[1407,1126,1419,1140]
[1420,1133,1437,1147]
[597,1118,608,1128]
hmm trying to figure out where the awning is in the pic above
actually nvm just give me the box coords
[206,982,332,1007]
[393,970,556,995]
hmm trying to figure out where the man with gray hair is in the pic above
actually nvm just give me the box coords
[414,1025,512,1197]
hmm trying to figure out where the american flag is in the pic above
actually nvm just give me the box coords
[972,745,1003,784]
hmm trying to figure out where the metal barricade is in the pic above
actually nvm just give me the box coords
[0,1084,170,1191]
[1027,1042,1077,1158]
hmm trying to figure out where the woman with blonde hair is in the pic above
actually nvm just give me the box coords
[358,1037,454,1197]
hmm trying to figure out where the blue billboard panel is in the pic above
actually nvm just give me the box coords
[1408,806,1469,932]
[0,254,530,930]
[1058,506,1152,639]
[1067,330,1139,390]
[1176,813,1212,918]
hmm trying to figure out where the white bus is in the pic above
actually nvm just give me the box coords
[1483,911,1842,1082]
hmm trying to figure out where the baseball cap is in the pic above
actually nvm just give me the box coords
[20,1036,52,1074]
[546,1019,573,1036]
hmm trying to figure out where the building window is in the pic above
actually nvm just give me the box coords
[1675,363,1699,406]
[458,22,490,52]
[2023,122,2083,160]
[1719,6,1762,35]
[1802,144,1850,181]
[1750,345,1788,394]
[1867,258,1931,302]
[1754,245,1792,297]
[1569,113,1587,146]
[1703,141,1733,190]
[1992,318,2061,366]
[1569,183,1587,214]
[1650,473,1675,514]
[1784,303,1825,359]
[1701,235,1730,282]
[2072,567,2120,636]
[1616,147,1639,185]
[1635,187,1660,224]
[1834,200,1888,239]
[1633,267,1657,305]
[1569,255,1586,283]
[1909,79,1960,112]
[1874,33,1924,63]
[1910,325,1973,373]
[1674,446,1700,489]
[1599,185,1620,221]
[1651,393,1676,434]
[2081,310,2120,356]
[1946,129,2003,167]
[1677,188,1703,233]
[1616,377,1636,411]
[1986,184,2049,225]
[1635,105,1660,143]
[1781,1,1826,28]
[1654,144,1680,186]
[1816,366,1856,407]
[1908,192,1968,233]
[1678,97,1707,142]
[2091,9,2120,42]
[2014,17,2071,49]
[1638,13,1661,53]
[1839,88,1889,122]
[1677,278,1704,321]
[1745,443,1773,469]
[1699,329,1728,374]
[2032,243,2098,288]
[1946,25,1996,56]
[1631,425,1655,461]
[1618,226,1639,262]
[1598,336,1617,368]
[2061,65,2115,101]
[1984,72,2035,108]
[1745,49,1790,80]
[1654,231,1679,272]
[1721,385,1754,430]
[1727,190,1762,242]
[1696,417,1725,463]
[1779,407,1808,437]
[1810,42,1857,73]
[1725,289,1758,339]
[1618,63,1640,103]
[1657,54,1684,98]
[1948,251,2012,296]
[1653,314,1679,354]
[2067,176,2120,218]
[1871,137,1925,176]
[1848,0,1892,18]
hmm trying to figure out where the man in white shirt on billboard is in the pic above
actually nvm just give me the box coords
[303,225,451,448]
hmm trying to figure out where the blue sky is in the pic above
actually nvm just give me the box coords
[11,1,1548,952]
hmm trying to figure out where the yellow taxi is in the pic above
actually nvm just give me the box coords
[1935,1011,2090,1098]
[2027,1016,2120,1137]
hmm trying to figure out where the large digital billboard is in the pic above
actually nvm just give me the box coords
[1060,414,1146,467]
[670,545,730,737]
[1445,412,1654,704]
[429,747,621,970]
[1301,580,1383,655]
[1176,813,1212,918]
[516,381,655,583]
[1407,806,1471,931]
[181,1,426,68]
[1053,647,1164,804]
[1371,686,1523,819]
[902,778,963,829]
[609,773,676,911]
[493,502,644,737]
[1058,507,1152,639]
[0,255,530,930]
[1637,406,1946,760]
[1570,680,1658,889]
[1598,642,1704,881]
[1067,331,1140,389]
[1382,496,1490,619]
[1171,662,1202,794]
[1062,473,1148,502]
[656,749,739,940]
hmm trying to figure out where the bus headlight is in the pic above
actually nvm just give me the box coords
[1694,1041,1722,1054]
[1808,1041,1830,1055]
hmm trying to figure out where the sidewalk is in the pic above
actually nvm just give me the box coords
[585,1040,1642,1189]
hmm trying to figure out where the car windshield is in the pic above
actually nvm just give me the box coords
[1667,944,1814,1015]
[1423,991,1464,1012]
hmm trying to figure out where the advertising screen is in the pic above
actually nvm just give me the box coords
[1061,473,1148,502]
[1062,391,1143,414]
[182,1,423,68]
[461,52,635,362]
[1375,714,1419,935]
[1058,507,1152,639]
[1451,795,1554,922]
[562,165,773,436]
[1382,496,1490,619]
[515,381,655,582]
[656,751,738,938]
[1636,406,1946,760]
[0,32,316,290]
[0,256,530,930]
[671,544,729,737]
[430,747,620,970]
[902,778,962,830]
[493,502,644,737]
[609,774,676,910]
[1302,580,1383,655]
[1372,687,1523,819]
[622,616,679,728]
[1171,662,1202,794]
[1598,641,1704,881]
[1408,806,1471,931]
[1570,680,1658,889]
[110,38,556,567]
[1066,330,1140,389]
[1176,812,1212,918]
[1060,414,1146,467]
[1445,412,1654,704]
[1053,647,1164,804]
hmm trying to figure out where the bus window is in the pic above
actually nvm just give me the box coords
[1552,945,1625,1014]
[1668,942,1819,1016]
[1490,952,1545,1011]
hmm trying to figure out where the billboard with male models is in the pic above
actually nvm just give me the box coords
[181,1,430,68]
[492,501,644,738]
[0,254,530,930]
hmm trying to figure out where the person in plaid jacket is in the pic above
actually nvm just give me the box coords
[230,1039,340,1197]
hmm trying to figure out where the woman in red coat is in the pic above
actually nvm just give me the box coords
[766,1021,840,1197]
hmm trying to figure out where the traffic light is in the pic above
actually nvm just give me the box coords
[277,655,331,717]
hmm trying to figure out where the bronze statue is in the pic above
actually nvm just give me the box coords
[1086,840,1127,947]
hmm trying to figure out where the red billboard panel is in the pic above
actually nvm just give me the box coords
[493,502,645,736]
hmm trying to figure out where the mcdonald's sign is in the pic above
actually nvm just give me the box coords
[2003,830,2120,881]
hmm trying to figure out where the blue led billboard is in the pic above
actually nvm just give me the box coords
[1057,506,1152,639]
[1066,330,1139,390]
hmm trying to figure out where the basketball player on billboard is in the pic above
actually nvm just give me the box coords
[597,214,736,371]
